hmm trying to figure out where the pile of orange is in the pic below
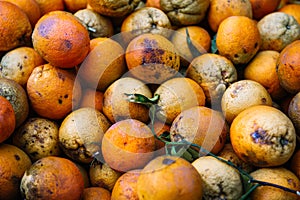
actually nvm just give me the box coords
[1,0,300,199]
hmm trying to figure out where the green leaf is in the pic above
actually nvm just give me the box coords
[186,28,202,59]
[211,34,218,54]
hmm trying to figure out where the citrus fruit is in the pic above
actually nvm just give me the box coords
[290,149,300,178]
[208,0,253,32]
[0,144,32,200]
[102,77,152,123]
[34,0,65,15]
[276,40,300,94]
[154,77,206,124]
[170,106,228,155]
[101,119,156,172]
[12,117,61,161]
[0,46,45,87]
[230,105,297,167]
[244,50,287,100]
[83,187,111,200]
[64,0,87,13]
[250,0,281,19]
[0,77,29,127]
[125,33,180,84]
[79,88,104,112]
[192,156,243,199]
[32,10,90,68]
[221,80,273,123]
[111,169,141,200]
[26,64,82,120]
[216,16,261,65]
[257,12,300,51]
[0,1,32,52]
[250,167,300,200]
[279,3,300,24]
[78,37,126,91]
[0,96,15,143]
[288,91,300,132]
[20,156,84,200]
[160,0,210,26]
[137,155,203,200]
[89,162,122,191]
[59,107,111,164]
[186,53,237,105]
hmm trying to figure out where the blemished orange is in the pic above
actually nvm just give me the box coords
[79,88,104,112]
[0,96,15,143]
[230,105,297,167]
[63,0,87,13]
[83,187,111,200]
[250,167,300,200]
[216,16,261,65]
[125,33,180,84]
[290,149,300,178]
[89,37,109,52]
[279,4,300,24]
[111,169,141,200]
[32,10,90,68]
[0,46,46,87]
[250,0,281,19]
[26,63,82,120]
[2,0,41,27]
[276,40,300,94]
[101,119,156,172]
[0,1,32,52]
[145,0,161,9]
[170,106,228,155]
[20,156,85,200]
[34,0,65,15]
[0,144,32,200]
[171,26,211,66]
[208,0,253,32]
[244,50,287,100]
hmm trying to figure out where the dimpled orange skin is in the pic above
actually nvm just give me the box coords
[26,64,82,120]
[279,4,300,24]
[101,119,156,172]
[230,105,297,167]
[0,1,32,52]
[32,11,90,68]
[276,40,300,94]
[250,0,281,19]
[20,156,84,200]
[0,96,15,143]
[216,16,261,65]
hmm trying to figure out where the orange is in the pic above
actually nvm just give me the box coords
[83,187,111,200]
[111,169,141,200]
[244,50,287,100]
[32,10,90,68]
[89,37,109,52]
[0,96,15,143]
[288,91,300,132]
[0,46,45,87]
[230,105,297,167]
[34,0,65,15]
[290,149,300,178]
[145,0,161,9]
[0,1,32,52]
[87,0,142,17]
[78,38,126,91]
[171,26,211,66]
[152,120,170,156]
[0,78,29,127]
[216,16,261,65]
[276,40,300,94]
[257,12,300,52]
[79,88,104,112]
[279,3,300,24]
[250,0,281,19]
[64,0,87,13]
[250,167,300,200]
[0,143,32,200]
[208,0,253,32]
[170,106,228,155]
[101,119,156,172]
[125,33,180,84]
[20,156,84,200]
[137,155,203,200]
[26,63,82,120]
[2,0,41,27]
